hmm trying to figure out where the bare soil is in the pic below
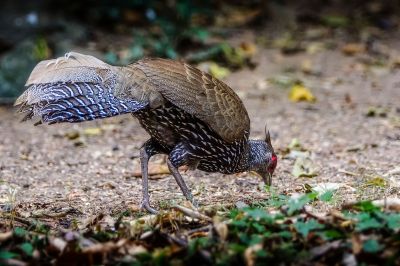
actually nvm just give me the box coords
[1,33,399,229]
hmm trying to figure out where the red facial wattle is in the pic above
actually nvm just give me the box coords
[268,154,277,174]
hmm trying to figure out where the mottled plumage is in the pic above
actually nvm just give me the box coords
[15,52,277,213]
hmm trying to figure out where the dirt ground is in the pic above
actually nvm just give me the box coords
[0,32,399,229]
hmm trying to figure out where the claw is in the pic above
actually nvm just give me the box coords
[140,200,159,214]
[190,198,199,209]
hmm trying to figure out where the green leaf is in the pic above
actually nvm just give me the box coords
[386,214,400,230]
[319,190,334,202]
[321,15,349,28]
[355,214,383,231]
[245,209,273,222]
[287,193,318,215]
[0,251,18,259]
[376,212,400,231]
[19,242,34,257]
[14,227,27,238]
[363,239,382,253]
[353,201,380,212]
[318,229,343,240]
[294,219,324,238]
[278,231,292,239]
[104,52,118,65]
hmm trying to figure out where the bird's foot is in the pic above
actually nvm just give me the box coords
[140,200,159,214]
[188,197,199,209]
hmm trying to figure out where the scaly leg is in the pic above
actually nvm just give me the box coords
[140,140,162,214]
[168,144,198,207]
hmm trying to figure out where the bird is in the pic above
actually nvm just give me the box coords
[15,52,277,213]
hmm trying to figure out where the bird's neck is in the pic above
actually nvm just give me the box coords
[235,140,253,172]
[246,140,266,171]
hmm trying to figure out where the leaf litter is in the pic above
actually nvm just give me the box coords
[1,20,400,265]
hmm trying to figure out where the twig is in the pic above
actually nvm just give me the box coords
[2,213,35,227]
[173,205,212,222]
[165,233,188,247]
[338,169,358,176]
[187,225,212,235]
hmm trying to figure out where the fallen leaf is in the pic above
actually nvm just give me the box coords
[0,231,12,242]
[49,237,67,253]
[288,138,304,151]
[292,157,318,178]
[306,42,326,54]
[322,15,349,28]
[392,56,400,68]
[301,59,322,76]
[312,182,356,195]
[238,42,257,57]
[83,127,102,136]
[126,244,147,256]
[341,43,365,56]
[215,8,261,27]
[82,239,127,254]
[364,176,387,187]
[213,217,228,241]
[65,131,80,140]
[289,84,316,102]
[209,63,230,79]
[309,241,342,259]
[244,243,262,266]
[131,164,185,178]
[351,234,362,254]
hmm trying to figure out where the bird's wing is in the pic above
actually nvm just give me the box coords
[126,58,250,142]
[16,53,250,141]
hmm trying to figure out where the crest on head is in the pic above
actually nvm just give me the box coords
[264,124,271,145]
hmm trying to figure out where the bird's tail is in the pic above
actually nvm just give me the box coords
[15,52,146,125]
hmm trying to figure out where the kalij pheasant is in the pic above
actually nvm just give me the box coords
[15,52,277,213]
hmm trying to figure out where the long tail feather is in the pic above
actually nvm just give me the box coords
[15,52,148,124]
[17,82,147,124]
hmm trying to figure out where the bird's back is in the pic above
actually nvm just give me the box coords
[15,52,250,143]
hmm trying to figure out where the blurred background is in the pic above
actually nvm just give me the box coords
[0,0,399,102]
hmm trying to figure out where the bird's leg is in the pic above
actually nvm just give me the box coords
[168,144,198,207]
[140,139,162,214]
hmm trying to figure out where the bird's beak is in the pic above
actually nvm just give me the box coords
[250,171,272,186]
[263,172,272,186]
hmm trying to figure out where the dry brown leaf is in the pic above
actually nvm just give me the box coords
[342,43,365,56]
[82,239,127,254]
[244,243,262,266]
[213,217,228,241]
[351,234,362,254]
[0,231,12,241]
[49,237,67,253]
[125,244,147,256]
[131,165,188,178]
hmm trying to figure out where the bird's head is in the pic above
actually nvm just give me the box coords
[248,130,277,186]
